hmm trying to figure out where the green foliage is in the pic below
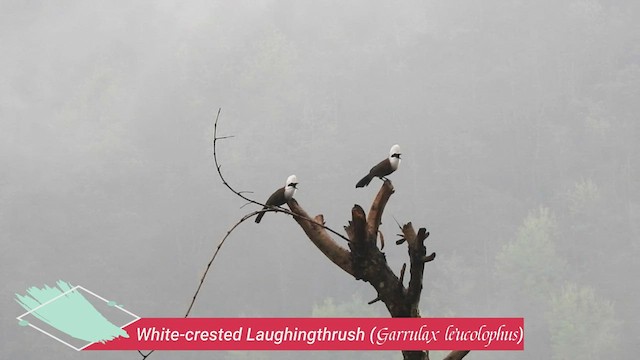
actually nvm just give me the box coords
[309,294,391,360]
[495,207,567,303]
[421,252,477,317]
[567,179,601,216]
[547,283,620,360]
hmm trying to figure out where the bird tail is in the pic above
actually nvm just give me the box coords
[255,210,266,223]
[355,173,374,188]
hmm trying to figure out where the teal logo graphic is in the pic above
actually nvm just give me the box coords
[16,280,140,350]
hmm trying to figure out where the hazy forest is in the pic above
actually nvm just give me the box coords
[2,1,639,359]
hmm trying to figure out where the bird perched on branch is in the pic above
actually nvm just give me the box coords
[255,174,298,223]
[355,144,401,188]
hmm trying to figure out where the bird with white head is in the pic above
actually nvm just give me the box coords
[355,144,401,188]
[255,174,298,223]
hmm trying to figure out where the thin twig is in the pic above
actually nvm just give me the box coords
[184,210,263,317]
[392,215,402,230]
[136,109,355,360]
[135,210,265,360]
[137,109,462,360]
[137,350,152,359]
[239,201,253,209]
[212,108,350,242]
[367,296,382,305]
[212,108,264,208]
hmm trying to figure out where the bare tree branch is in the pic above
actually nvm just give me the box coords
[348,205,368,244]
[346,204,370,280]
[287,199,354,276]
[404,224,430,311]
[212,109,351,243]
[133,110,471,360]
[184,210,263,317]
[135,209,266,360]
[366,180,394,240]
[399,263,407,285]
[367,296,382,305]
[212,108,263,208]
[286,176,469,360]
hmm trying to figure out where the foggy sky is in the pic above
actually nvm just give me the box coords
[2,1,639,359]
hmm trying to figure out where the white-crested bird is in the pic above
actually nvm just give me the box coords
[255,174,298,223]
[355,144,401,188]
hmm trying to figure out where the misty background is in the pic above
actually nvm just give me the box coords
[2,1,639,359]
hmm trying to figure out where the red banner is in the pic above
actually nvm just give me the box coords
[85,317,524,351]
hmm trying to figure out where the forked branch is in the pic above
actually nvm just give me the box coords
[140,110,469,360]
[287,199,353,276]
[209,109,466,360]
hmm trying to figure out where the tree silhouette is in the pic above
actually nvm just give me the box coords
[212,109,470,360]
[135,110,471,360]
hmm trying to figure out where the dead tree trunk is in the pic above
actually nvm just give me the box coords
[208,110,468,360]
[287,180,469,360]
